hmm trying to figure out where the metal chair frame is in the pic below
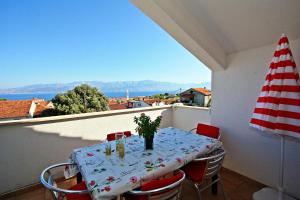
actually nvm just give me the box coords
[189,128,221,140]
[185,147,227,200]
[125,170,186,200]
[40,162,89,200]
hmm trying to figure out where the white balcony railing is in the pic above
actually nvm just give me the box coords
[0,105,210,194]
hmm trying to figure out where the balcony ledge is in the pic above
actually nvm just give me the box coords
[173,105,210,111]
[0,105,173,126]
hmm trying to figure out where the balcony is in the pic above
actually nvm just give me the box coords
[0,105,264,200]
[127,1,300,199]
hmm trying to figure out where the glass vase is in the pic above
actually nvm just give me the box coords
[144,136,154,150]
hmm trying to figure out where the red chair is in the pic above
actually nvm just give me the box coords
[190,123,221,140]
[65,182,90,200]
[123,170,185,200]
[106,133,116,141]
[183,147,226,200]
[107,131,132,141]
[124,131,132,137]
[40,163,91,200]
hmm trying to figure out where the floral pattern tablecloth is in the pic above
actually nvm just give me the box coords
[66,127,222,200]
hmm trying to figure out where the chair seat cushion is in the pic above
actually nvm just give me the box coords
[141,171,184,191]
[65,181,91,200]
[124,171,184,200]
[183,160,207,183]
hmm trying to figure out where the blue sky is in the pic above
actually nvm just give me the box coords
[0,0,211,88]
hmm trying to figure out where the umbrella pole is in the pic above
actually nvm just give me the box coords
[253,135,296,200]
[278,135,284,200]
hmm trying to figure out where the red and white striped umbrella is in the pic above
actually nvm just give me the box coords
[250,34,300,139]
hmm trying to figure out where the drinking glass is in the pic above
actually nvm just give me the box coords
[105,141,112,156]
[119,141,125,159]
[115,132,124,152]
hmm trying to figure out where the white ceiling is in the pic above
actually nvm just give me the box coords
[175,0,300,54]
[131,0,300,70]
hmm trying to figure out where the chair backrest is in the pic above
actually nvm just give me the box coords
[115,132,124,140]
[124,131,132,137]
[196,123,220,140]
[40,163,89,200]
[126,170,185,200]
[107,132,123,141]
[193,147,226,180]
[107,131,132,141]
[106,133,117,141]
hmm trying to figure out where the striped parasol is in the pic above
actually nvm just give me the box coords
[250,34,300,139]
[251,34,298,200]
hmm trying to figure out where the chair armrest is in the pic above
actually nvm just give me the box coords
[193,147,226,162]
[40,162,89,194]
[217,132,221,140]
[127,170,185,195]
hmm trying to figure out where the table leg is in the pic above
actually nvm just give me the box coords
[77,172,82,183]
[212,175,218,195]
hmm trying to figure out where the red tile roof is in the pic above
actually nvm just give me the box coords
[0,100,33,119]
[34,101,53,116]
[0,99,52,119]
[192,88,211,96]
[143,99,159,105]
[109,103,128,110]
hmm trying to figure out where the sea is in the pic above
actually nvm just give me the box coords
[0,91,175,101]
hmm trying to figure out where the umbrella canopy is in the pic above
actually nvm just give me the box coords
[250,34,300,139]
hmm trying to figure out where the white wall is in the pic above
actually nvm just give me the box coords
[211,38,300,198]
[173,105,211,131]
[0,107,172,194]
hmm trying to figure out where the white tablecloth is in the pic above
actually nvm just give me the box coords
[67,127,222,200]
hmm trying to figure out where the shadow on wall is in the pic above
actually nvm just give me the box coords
[0,125,98,194]
[26,109,173,141]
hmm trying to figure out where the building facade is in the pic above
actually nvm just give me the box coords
[180,88,211,107]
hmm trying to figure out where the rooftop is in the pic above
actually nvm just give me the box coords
[180,88,211,96]
[0,100,33,119]
[109,102,128,110]
[192,88,211,96]
[34,101,53,117]
[0,99,51,120]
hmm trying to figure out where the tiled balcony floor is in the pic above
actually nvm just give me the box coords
[0,168,264,200]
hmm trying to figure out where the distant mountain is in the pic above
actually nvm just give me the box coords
[0,80,211,94]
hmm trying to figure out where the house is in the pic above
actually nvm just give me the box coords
[109,98,174,110]
[127,100,150,108]
[180,88,211,106]
[109,99,151,110]
[0,99,53,121]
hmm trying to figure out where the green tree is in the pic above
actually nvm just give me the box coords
[152,93,165,99]
[51,84,109,115]
[0,98,7,101]
[116,99,123,104]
